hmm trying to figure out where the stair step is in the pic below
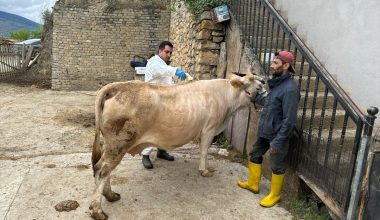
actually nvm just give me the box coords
[253,46,314,63]
[293,61,313,75]
[299,128,358,155]
[293,76,326,92]
[298,109,356,129]
[299,91,337,109]
[248,36,292,50]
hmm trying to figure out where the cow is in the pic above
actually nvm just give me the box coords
[89,72,263,220]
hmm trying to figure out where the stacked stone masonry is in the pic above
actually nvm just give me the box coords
[169,2,226,80]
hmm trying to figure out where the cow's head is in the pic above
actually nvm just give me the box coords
[229,72,265,97]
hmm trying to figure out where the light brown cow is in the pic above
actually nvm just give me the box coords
[89,72,262,220]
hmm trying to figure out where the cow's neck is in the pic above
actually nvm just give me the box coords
[224,81,249,116]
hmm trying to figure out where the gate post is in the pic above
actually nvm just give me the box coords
[346,106,378,220]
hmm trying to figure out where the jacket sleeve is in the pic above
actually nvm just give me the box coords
[270,89,300,151]
[145,57,177,80]
[250,90,268,106]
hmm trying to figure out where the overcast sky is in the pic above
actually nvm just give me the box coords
[0,0,57,24]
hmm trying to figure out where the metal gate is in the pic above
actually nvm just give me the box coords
[0,44,40,79]
[229,0,378,218]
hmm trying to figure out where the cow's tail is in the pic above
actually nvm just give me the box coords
[92,89,105,176]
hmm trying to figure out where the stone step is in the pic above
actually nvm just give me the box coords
[298,109,356,129]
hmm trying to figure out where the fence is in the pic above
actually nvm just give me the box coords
[229,0,378,219]
[0,44,40,79]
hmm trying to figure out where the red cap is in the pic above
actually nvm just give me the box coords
[274,51,295,73]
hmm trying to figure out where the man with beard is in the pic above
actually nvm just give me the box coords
[237,51,300,207]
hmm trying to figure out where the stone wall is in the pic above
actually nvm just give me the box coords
[52,0,170,90]
[169,2,226,80]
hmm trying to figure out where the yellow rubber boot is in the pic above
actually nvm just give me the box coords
[260,173,285,207]
[237,161,262,193]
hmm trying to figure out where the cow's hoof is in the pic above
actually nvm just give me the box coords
[200,170,214,177]
[90,210,108,220]
[104,192,120,202]
[89,204,108,220]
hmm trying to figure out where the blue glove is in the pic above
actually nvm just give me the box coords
[175,69,187,80]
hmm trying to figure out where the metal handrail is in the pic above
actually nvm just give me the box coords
[260,0,365,124]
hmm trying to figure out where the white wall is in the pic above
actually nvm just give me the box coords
[274,0,380,114]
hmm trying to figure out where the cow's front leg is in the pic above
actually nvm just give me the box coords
[198,133,214,177]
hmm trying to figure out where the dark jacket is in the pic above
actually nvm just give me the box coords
[251,73,300,152]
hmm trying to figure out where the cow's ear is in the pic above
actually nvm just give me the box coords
[230,78,244,88]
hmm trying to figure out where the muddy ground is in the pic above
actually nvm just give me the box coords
[0,83,293,220]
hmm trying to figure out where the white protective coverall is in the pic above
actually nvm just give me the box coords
[141,54,179,155]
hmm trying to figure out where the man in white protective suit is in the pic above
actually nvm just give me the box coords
[141,40,188,169]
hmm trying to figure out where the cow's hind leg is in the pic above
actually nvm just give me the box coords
[90,157,109,220]
[103,175,120,202]
[198,132,215,177]
[90,146,125,220]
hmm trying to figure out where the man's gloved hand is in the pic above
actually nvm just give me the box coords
[175,69,187,80]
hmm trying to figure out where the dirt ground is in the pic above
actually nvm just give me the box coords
[0,83,293,220]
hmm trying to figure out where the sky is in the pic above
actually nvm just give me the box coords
[0,0,57,24]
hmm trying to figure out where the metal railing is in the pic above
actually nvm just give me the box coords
[230,0,378,218]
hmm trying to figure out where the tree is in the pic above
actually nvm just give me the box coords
[31,27,42,38]
[10,28,42,41]
[10,29,30,41]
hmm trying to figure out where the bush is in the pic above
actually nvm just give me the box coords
[174,0,230,16]
[214,133,232,150]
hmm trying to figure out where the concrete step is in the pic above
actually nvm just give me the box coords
[294,76,326,92]
[294,61,312,75]
[248,36,292,50]
[299,91,336,109]
[299,128,358,157]
[298,109,356,130]
[253,48,317,67]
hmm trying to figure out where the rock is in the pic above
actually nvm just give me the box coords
[199,11,213,20]
[208,147,218,154]
[196,51,219,65]
[218,149,229,157]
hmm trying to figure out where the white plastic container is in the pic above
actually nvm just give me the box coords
[134,67,146,81]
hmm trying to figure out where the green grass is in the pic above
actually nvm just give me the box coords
[213,133,232,150]
[281,198,331,220]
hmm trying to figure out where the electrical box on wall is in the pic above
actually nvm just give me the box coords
[212,5,230,23]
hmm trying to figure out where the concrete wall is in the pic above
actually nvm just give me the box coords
[224,14,263,155]
[52,0,170,90]
[273,0,380,114]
